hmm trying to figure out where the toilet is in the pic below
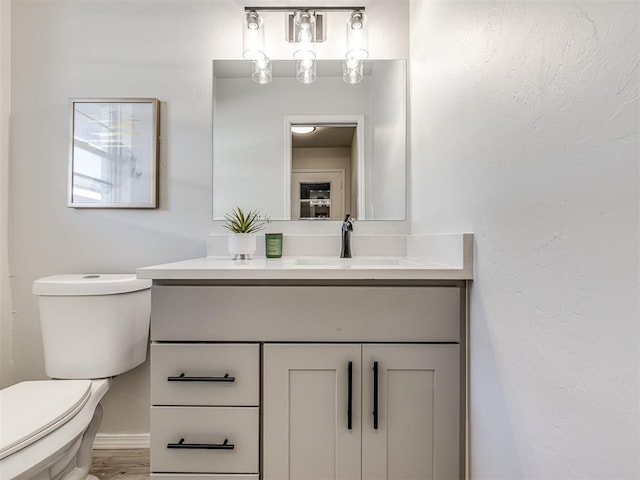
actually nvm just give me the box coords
[0,274,151,480]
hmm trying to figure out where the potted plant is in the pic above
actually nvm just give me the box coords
[223,207,265,259]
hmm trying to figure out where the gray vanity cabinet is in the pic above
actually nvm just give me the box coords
[148,283,466,479]
[263,343,460,480]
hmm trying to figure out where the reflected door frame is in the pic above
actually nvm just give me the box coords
[284,114,365,220]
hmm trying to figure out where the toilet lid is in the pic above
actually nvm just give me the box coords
[0,380,92,459]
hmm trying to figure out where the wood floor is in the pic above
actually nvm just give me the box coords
[89,449,150,480]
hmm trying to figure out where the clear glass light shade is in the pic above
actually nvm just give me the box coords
[293,11,316,61]
[243,11,266,61]
[296,58,317,84]
[252,58,272,84]
[346,10,368,60]
[343,59,364,84]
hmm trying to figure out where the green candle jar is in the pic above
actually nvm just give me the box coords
[265,233,283,258]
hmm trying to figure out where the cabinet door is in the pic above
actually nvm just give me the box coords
[263,344,361,480]
[362,345,460,480]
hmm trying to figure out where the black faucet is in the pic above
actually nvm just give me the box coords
[340,214,354,258]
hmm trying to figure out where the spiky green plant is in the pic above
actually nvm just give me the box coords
[223,207,265,234]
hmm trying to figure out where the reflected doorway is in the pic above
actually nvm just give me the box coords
[291,170,345,220]
[288,122,360,219]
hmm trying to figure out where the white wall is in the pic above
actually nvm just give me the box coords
[411,1,639,478]
[9,0,409,437]
[10,0,221,434]
[0,0,12,389]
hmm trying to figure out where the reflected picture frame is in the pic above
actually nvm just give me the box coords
[68,98,160,208]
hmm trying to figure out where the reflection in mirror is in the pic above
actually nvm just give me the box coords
[213,60,406,220]
[69,98,159,208]
[290,124,362,220]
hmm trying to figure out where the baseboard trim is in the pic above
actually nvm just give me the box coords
[93,433,150,449]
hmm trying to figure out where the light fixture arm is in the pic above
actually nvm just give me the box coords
[244,6,365,12]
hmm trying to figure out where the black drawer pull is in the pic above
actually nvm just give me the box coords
[373,361,379,430]
[347,361,353,430]
[167,373,236,382]
[167,438,235,450]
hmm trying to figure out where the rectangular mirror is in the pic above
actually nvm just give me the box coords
[69,98,160,208]
[213,60,406,221]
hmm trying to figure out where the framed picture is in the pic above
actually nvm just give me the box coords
[68,98,160,208]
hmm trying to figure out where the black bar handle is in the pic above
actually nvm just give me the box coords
[373,361,379,429]
[167,438,235,450]
[347,361,353,430]
[167,373,236,382]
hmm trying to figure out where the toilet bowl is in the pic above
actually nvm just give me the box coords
[0,274,151,480]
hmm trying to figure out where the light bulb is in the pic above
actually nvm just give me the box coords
[293,11,316,61]
[243,11,266,61]
[346,10,368,61]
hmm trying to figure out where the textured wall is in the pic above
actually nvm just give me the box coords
[410,1,639,478]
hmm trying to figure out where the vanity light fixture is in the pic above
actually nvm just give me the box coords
[243,6,367,84]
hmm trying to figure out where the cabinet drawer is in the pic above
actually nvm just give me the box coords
[151,285,461,342]
[151,343,259,406]
[150,407,259,474]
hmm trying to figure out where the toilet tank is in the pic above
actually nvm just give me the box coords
[33,274,152,379]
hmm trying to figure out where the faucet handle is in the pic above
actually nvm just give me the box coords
[342,213,354,232]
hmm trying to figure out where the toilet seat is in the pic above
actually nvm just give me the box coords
[0,380,92,460]
[0,379,110,479]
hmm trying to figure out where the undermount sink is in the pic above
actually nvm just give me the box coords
[292,257,404,266]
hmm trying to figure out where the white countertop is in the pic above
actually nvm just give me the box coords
[137,255,473,281]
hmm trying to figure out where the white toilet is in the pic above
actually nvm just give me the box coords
[0,274,151,480]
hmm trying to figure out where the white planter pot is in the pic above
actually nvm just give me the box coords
[228,233,257,260]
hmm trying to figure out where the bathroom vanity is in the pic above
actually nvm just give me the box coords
[138,236,472,480]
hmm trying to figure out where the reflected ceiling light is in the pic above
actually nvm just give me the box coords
[243,6,367,85]
[291,126,316,134]
[252,57,272,84]
[343,58,363,84]
[296,58,317,84]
